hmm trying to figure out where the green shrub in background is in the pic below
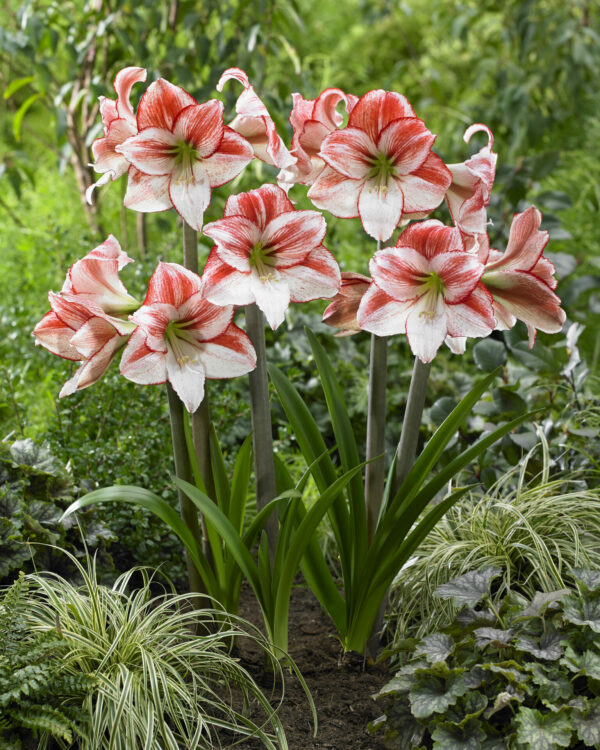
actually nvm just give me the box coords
[373,567,600,749]
[0,438,114,584]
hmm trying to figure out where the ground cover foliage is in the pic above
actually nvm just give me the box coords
[0,0,599,746]
[373,568,600,749]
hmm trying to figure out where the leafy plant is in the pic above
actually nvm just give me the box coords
[0,437,114,583]
[17,550,297,749]
[387,447,600,644]
[269,330,535,653]
[0,571,90,749]
[372,567,600,749]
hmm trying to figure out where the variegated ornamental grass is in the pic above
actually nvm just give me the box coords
[23,553,293,750]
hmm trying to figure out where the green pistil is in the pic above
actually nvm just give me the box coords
[367,152,396,189]
[249,243,277,282]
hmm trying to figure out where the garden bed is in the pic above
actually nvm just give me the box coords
[236,582,389,749]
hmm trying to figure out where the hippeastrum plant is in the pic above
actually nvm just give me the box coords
[37,69,568,658]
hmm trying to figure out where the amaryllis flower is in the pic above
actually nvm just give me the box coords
[307,90,452,242]
[445,123,497,251]
[116,78,254,230]
[87,67,147,202]
[322,272,370,336]
[120,262,256,413]
[217,68,296,170]
[202,184,341,330]
[481,206,566,346]
[277,87,358,191]
[33,236,138,396]
[357,220,495,362]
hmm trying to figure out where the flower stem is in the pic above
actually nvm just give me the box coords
[166,382,206,601]
[393,357,432,494]
[245,304,278,559]
[365,334,387,541]
[182,220,216,504]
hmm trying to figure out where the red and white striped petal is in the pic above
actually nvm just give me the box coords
[369,246,429,301]
[199,324,257,379]
[261,210,326,267]
[399,220,463,260]
[201,253,254,308]
[120,327,167,384]
[202,128,254,188]
[69,316,125,358]
[299,120,331,157]
[398,152,452,213]
[405,293,448,363]
[117,128,178,176]
[358,177,404,241]
[313,88,353,129]
[114,67,147,121]
[86,234,133,269]
[446,283,495,339]
[430,251,483,304]
[59,332,124,397]
[203,216,260,271]
[484,270,565,336]
[172,101,224,158]
[532,255,557,289]
[319,127,375,180]
[348,90,416,143]
[91,118,137,178]
[130,303,173,352]
[224,183,294,226]
[168,160,211,231]
[378,118,435,175]
[123,168,172,212]
[137,78,196,131]
[357,283,413,337]
[486,207,547,273]
[144,262,202,308]
[48,292,98,332]
[249,269,290,330]
[307,166,362,219]
[33,311,81,361]
[282,245,341,302]
[166,342,206,413]
[178,293,233,342]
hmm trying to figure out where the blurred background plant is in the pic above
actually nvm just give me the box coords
[0,0,598,582]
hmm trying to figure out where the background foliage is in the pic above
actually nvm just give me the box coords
[0,0,598,581]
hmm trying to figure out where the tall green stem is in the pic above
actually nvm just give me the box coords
[245,304,278,558]
[393,357,432,494]
[182,221,216,504]
[365,334,387,541]
[166,382,205,599]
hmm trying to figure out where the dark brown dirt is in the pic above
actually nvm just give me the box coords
[235,582,390,749]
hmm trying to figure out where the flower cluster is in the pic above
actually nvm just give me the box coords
[35,66,567,407]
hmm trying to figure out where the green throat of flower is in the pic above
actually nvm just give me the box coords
[417,272,445,321]
[367,152,396,189]
[172,140,199,177]
[165,320,197,367]
[249,243,277,282]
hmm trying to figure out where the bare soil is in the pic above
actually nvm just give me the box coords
[236,583,390,749]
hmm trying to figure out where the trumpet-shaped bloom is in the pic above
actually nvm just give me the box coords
[445,124,497,250]
[116,79,254,230]
[87,67,147,202]
[307,90,452,242]
[278,87,358,191]
[217,68,295,170]
[357,220,495,361]
[120,262,256,413]
[481,206,566,346]
[202,184,341,330]
[33,236,138,396]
